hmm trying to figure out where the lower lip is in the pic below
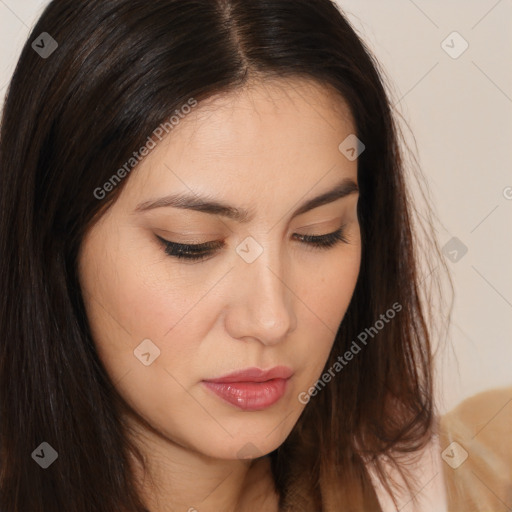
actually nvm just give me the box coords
[202,378,289,411]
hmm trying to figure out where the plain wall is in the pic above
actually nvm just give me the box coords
[1,0,511,414]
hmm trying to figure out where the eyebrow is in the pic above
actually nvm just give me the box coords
[134,177,358,222]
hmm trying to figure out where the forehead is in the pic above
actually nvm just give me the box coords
[175,76,355,149]
[117,77,357,210]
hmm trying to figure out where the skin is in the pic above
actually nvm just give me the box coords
[77,77,362,512]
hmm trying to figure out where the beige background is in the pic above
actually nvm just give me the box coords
[1,0,511,413]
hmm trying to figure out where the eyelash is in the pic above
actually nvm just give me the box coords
[156,225,349,262]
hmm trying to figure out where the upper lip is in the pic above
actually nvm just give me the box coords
[204,366,293,383]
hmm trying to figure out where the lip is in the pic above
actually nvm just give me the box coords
[205,366,293,383]
[202,366,293,411]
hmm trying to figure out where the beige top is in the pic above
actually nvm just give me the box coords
[369,386,512,511]
[438,386,512,511]
[281,386,512,511]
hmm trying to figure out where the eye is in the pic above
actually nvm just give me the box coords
[156,235,222,263]
[293,225,348,249]
[156,225,348,262]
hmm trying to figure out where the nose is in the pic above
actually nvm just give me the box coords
[224,246,297,346]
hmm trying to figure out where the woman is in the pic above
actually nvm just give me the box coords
[0,1,509,511]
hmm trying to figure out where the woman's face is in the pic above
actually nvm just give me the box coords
[78,78,361,461]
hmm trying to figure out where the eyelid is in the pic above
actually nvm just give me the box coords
[155,229,222,244]
[155,215,344,241]
[155,223,349,263]
[155,234,220,249]
[155,219,343,246]
[294,215,344,230]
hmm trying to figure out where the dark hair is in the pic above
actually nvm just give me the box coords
[0,0,451,510]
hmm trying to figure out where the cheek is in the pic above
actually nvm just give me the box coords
[292,246,361,383]
[77,224,216,389]
[299,245,361,330]
[78,240,227,447]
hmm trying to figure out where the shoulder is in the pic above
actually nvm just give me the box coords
[438,386,512,511]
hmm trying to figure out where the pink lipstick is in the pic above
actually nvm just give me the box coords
[202,366,292,411]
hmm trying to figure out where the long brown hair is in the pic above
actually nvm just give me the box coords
[0,0,451,510]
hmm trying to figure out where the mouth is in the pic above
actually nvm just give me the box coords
[202,366,293,411]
